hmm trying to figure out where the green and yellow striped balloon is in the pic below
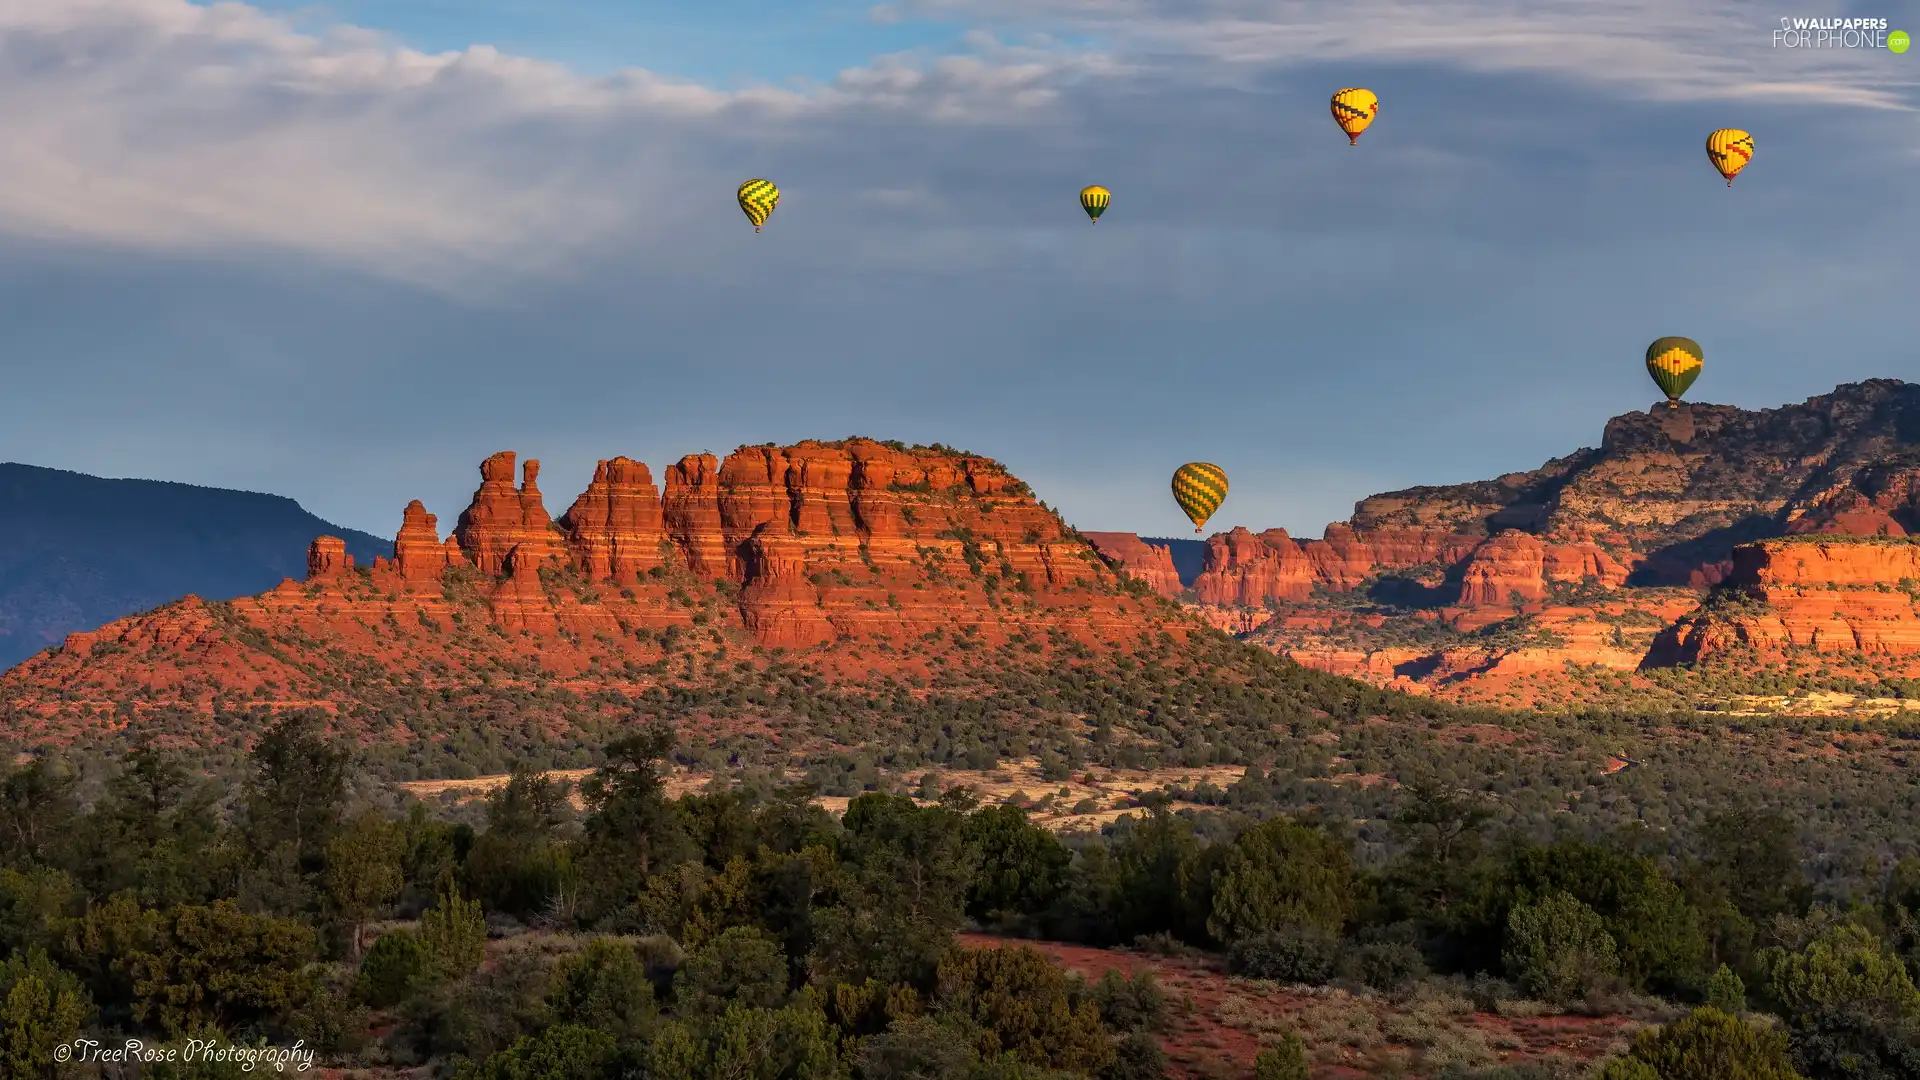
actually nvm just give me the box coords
[737,178,780,232]
[1171,462,1229,534]
[1645,337,1704,404]
[1079,185,1110,224]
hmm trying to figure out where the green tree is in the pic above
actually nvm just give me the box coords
[238,714,350,915]
[452,1023,619,1080]
[575,724,695,924]
[856,1015,977,1080]
[465,766,576,920]
[962,805,1070,923]
[1205,817,1355,945]
[933,945,1115,1074]
[243,713,350,865]
[1759,922,1920,1078]
[0,950,92,1080]
[1108,805,1207,944]
[357,928,430,1009]
[82,746,221,908]
[548,938,657,1042]
[123,899,320,1037]
[646,998,844,1080]
[675,925,788,1021]
[326,811,406,960]
[1252,1032,1309,1080]
[1601,1006,1802,1080]
[0,760,80,871]
[418,888,487,984]
[1502,891,1618,1006]
[1705,964,1746,1014]
[1504,840,1707,993]
[0,866,80,957]
[811,795,975,988]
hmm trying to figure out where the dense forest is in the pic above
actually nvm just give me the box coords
[1,712,1917,1079]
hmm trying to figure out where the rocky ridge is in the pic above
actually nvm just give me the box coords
[7,440,1195,744]
[1087,381,1920,704]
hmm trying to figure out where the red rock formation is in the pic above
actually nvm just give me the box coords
[454,452,562,576]
[1083,533,1182,598]
[663,454,728,578]
[559,458,666,581]
[395,501,452,581]
[1457,532,1548,607]
[738,523,834,647]
[1193,528,1316,606]
[307,537,351,580]
[1656,539,1920,666]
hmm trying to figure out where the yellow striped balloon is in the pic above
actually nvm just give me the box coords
[737,178,780,232]
[1079,185,1110,224]
[1705,129,1753,187]
[1331,88,1378,145]
[1171,462,1229,534]
[1645,337,1704,404]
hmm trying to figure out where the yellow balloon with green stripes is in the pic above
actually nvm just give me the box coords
[1331,88,1378,145]
[737,178,780,232]
[1645,337,1704,404]
[1705,129,1753,187]
[1171,462,1229,534]
[1079,185,1110,224]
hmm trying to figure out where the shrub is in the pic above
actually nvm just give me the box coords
[1704,964,1745,1014]
[1103,1031,1168,1080]
[548,939,656,1042]
[1253,1032,1309,1080]
[1090,968,1167,1033]
[358,928,429,1008]
[1601,1006,1801,1080]
[1228,926,1341,986]
[673,925,788,1021]
[1502,892,1618,1006]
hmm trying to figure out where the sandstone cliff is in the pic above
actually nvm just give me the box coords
[1652,538,1920,670]
[1090,381,1920,705]
[1,440,1199,741]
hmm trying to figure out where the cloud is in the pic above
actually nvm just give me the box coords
[901,0,1920,108]
[4,0,1911,296]
[0,1,1115,289]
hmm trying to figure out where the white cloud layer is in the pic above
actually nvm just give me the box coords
[0,0,1912,290]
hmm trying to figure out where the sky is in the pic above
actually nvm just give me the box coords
[0,1,1917,542]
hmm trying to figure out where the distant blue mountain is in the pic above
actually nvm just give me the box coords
[1143,537,1207,587]
[0,463,390,670]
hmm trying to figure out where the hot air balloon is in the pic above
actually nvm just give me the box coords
[1645,337,1704,405]
[1705,129,1753,187]
[1171,463,1229,534]
[1331,88,1378,145]
[738,178,780,232]
[1079,185,1110,224]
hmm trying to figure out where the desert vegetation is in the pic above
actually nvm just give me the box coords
[0,710,1917,1078]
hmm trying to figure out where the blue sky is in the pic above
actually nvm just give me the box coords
[0,0,1916,542]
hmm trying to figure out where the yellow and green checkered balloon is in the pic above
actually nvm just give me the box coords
[737,178,780,232]
[1645,337,1704,404]
[1171,462,1229,534]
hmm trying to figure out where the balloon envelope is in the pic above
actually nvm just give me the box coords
[1331,89,1379,144]
[1705,130,1753,185]
[1079,185,1110,223]
[1645,337,1704,403]
[1171,463,1229,533]
[738,178,780,230]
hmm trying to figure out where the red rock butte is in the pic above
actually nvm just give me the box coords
[264,442,1141,650]
[5,440,1194,735]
